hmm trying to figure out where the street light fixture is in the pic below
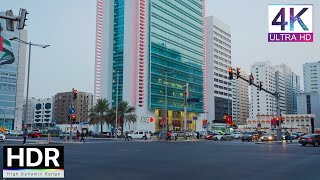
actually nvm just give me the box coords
[9,37,50,129]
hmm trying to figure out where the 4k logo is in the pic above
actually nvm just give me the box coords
[268,5,313,42]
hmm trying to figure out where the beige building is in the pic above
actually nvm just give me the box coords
[53,91,93,124]
[232,70,249,125]
[239,114,315,134]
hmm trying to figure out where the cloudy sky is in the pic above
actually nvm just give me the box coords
[1,0,319,98]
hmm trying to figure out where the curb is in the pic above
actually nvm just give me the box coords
[255,141,298,145]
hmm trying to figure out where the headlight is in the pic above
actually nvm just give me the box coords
[268,136,272,140]
[261,137,264,139]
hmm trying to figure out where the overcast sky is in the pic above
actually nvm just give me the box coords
[1,0,319,98]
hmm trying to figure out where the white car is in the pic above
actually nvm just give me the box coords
[0,133,6,141]
[231,132,243,139]
[128,130,150,140]
[213,133,233,141]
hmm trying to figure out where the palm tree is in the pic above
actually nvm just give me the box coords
[111,101,137,136]
[88,98,110,134]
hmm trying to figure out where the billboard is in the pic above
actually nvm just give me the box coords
[0,16,20,129]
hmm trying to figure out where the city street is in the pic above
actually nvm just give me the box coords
[1,140,319,180]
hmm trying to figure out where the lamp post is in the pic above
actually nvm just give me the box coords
[9,37,50,129]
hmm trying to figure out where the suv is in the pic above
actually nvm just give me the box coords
[128,130,150,140]
[242,131,258,141]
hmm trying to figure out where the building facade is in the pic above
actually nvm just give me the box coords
[33,98,53,128]
[303,61,320,94]
[206,16,232,121]
[274,65,286,115]
[0,13,27,130]
[292,74,300,114]
[53,91,93,124]
[22,97,37,128]
[297,92,320,128]
[94,0,206,132]
[232,70,249,125]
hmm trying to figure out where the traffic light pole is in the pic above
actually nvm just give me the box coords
[184,83,188,140]
[237,74,282,141]
[70,88,74,142]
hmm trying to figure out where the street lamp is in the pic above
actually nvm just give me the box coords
[9,37,50,129]
[161,69,176,138]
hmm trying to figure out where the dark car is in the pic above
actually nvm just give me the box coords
[242,132,259,142]
[299,134,320,146]
[261,133,276,142]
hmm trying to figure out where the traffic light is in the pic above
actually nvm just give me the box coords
[73,89,78,100]
[5,10,14,31]
[17,8,28,30]
[249,73,254,85]
[276,117,280,126]
[259,81,263,91]
[236,68,241,79]
[228,67,233,79]
[72,114,76,124]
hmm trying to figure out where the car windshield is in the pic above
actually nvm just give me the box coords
[264,133,274,136]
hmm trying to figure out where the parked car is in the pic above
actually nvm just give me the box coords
[299,134,320,146]
[261,133,276,142]
[28,130,42,138]
[204,132,219,140]
[0,133,5,141]
[231,131,243,139]
[127,130,150,140]
[242,132,259,141]
[297,132,306,139]
[59,132,76,139]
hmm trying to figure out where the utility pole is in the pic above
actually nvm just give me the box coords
[184,83,188,140]
[115,71,119,139]
[70,88,74,142]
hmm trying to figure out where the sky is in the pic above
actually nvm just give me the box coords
[1,0,319,98]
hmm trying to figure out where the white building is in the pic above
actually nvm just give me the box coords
[33,98,53,128]
[232,70,249,125]
[298,92,320,128]
[274,65,286,115]
[94,0,206,133]
[303,61,320,94]
[22,97,37,128]
[206,16,232,121]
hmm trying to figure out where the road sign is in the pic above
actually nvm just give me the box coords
[69,107,75,114]
[187,98,200,103]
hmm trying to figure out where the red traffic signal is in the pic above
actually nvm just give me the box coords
[73,89,78,100]
[228,67,233,79]
[71,114,76,120]
[249,73,254,85]
[259,81,263,91]
[236,68,241,79]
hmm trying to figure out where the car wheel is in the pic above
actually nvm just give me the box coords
[302,144,306,146]
[242,139,244,142]
[129,137,132,140]
[221,137,224,141]
[314,141,319,147]
[261,140,264,142]
[230,138,233,141]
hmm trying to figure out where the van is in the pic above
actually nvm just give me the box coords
[128,130,150,140]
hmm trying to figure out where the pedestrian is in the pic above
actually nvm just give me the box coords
[23,129,27,145]
[167,131,171,141]
[125,131,130,141]
[76,130,80,141]
[80,130,85,143]
[144,132,147,140]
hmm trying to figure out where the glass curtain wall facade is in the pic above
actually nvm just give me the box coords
[0,18,20,130]
[112,0,125,106]
[150,0,204,131]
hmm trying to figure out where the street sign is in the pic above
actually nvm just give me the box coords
[69,107,75,114]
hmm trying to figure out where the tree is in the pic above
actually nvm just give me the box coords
[111,101,137,136]
[88,99,110,134]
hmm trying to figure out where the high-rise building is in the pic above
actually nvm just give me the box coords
[94,0,206,132]
[22,97,37,128]
[0,13,27,130]
[303,61,320,94]
[274,65,286,115]
[232,70,249,125]
[297,92,320,128]
[53,91,93,124]
[206,16,232,121]
[280,64,301,114]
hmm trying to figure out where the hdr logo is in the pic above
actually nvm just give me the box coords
[3,146,64,178]
[268,4,313,42]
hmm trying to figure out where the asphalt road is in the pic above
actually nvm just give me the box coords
[0,140,319,180]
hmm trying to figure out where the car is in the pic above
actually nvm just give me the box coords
[290,132,298,139]
[127,130,150,140]
[9,130,23,136]
[242,132,259,141]
[299,134,320,147]
[231,131,243,139]
[28,130,41,138]
[297,132,306,139]
[261,133,276,142]
[59,132,76,139]
[213,133,233,141]
[204,132,219,140]
[0,133,5,141]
